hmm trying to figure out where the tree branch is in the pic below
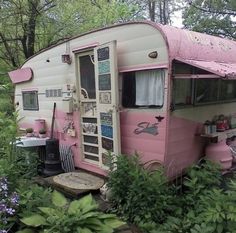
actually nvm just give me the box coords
[188,0,236,17]
[0,32,19,67]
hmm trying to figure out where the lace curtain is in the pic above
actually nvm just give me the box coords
[135,69,164,106]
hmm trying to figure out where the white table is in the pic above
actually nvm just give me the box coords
[15,137,49,147]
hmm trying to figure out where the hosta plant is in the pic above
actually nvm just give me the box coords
[18,190,125,233]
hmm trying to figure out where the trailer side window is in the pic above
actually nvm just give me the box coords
[22,91,39,110]
[195,79,218,103]
[195,79,236,104]
[220,80,236,101]
[174,79,192,105]
[122,69,164,108]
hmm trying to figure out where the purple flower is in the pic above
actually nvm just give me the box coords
[0,177,8,197]
[0,177,18,229]
[6,208,15,215]
[10,192,19,206]
[0,203,6,212]
[0,230,7,233]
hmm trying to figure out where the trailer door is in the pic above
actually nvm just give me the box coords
[94,41,121,168]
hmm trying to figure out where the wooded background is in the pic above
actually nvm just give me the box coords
[0,0,235,81]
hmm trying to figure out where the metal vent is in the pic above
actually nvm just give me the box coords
[46,89,62,97]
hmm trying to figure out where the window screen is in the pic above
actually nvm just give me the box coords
[22,91,39,110]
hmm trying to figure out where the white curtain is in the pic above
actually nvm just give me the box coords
[135,69,164,106]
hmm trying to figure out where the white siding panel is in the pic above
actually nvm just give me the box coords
[17,23,168,134]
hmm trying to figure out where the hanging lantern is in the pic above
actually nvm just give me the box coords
[61,54,72,64]
[61,41,72,64]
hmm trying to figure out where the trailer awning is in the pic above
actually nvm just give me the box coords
[175,58,236,79]
[8,67,33,84]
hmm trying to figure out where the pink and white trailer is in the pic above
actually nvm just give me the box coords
[8,21,236,177]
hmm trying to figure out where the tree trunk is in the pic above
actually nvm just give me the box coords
[26,0,40,58]
[148,0,156,22]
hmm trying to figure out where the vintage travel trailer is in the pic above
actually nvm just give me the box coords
[8,21,236,178]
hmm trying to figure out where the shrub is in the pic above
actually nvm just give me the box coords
[0,148,39,188]
[19,190,125,233]
[0,97,14,116]
[0,111,17,160]
[107,154,176,224]
[107,155,236,233]
[16,182,52,218]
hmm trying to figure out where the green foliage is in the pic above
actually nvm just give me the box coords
[107,154,176,224]
[183,0,236,39]
[17,182,52,218]
[0,110,39,186]
[0,148,39,188]
[0,96,14,115]
[182,160,222,209]
[108,156,236,233]
[19,190,125,233]
[0,111,17,159]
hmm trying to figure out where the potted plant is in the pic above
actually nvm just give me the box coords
[26,128,34,137]
[39,128,47,138]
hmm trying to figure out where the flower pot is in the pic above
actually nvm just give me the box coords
[26,133,33,137]
[39,133,46,138]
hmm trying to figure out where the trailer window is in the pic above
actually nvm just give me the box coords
[195,79,218,103]
[195,79,236,104]
[22,91,39,110]
[174,79,192,105]
[219,80,236,101]
[122,69,164,108]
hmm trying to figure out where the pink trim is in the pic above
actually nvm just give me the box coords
[174,74,220,79]
[72,42,99,53]
[175,58,224,77]
[119,63,168,73]
[8,67,33,84]
[175,58,236,79]
[78,162,108,176]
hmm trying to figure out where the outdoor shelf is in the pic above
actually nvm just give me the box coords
[200,128,236,142]
[15,136,49,147]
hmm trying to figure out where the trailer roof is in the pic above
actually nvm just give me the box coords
[9,21,236,82]
[154,22,236,79]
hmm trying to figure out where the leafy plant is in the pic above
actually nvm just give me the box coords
[107,154,176,224]
[0,148,39,188]
[17,182,52,218]
[107,155,236,233]
[181,160,222,212]
[0,111,18,161]
[19,190,125,233]
[25,128,33,134]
